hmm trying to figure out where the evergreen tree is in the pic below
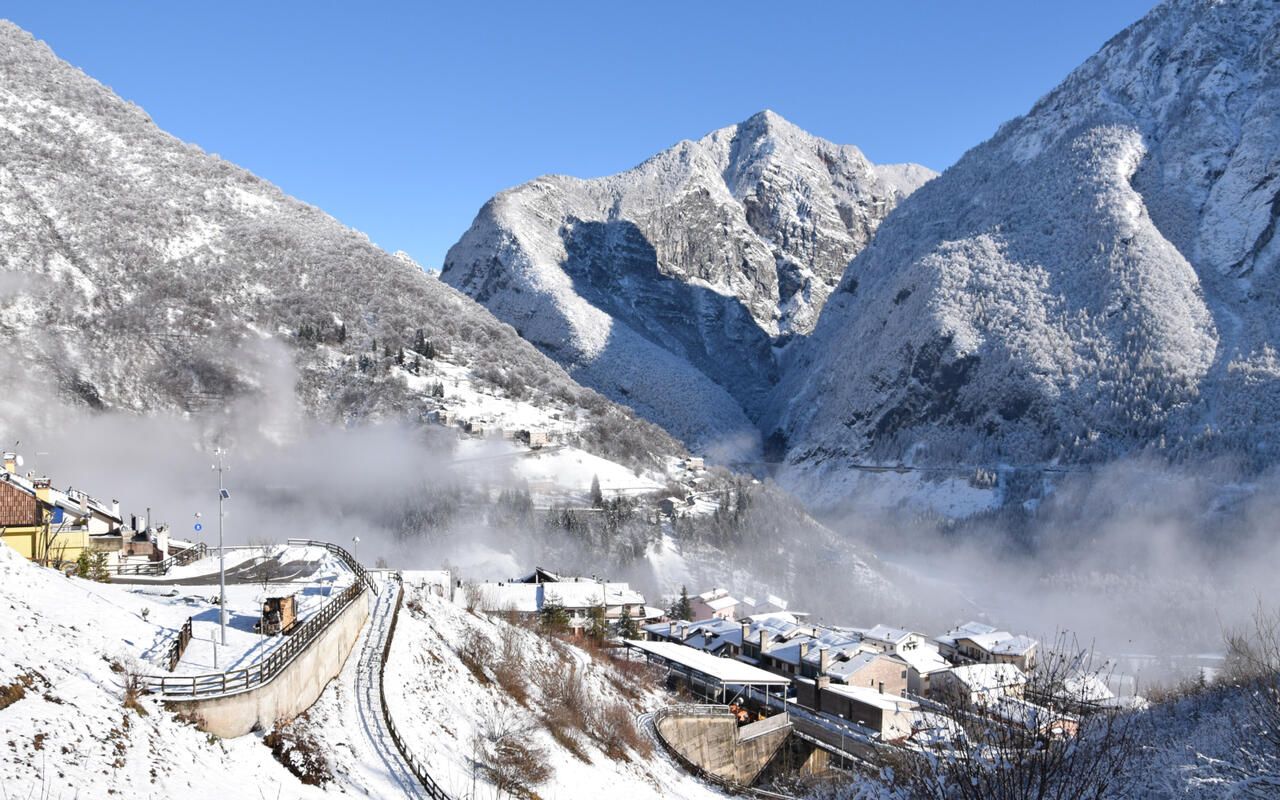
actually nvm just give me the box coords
[585,604,610,642]
[396,347,405,366]
[589,474,603,508]
[89,551,110,582]
[615,605,638,640]
[539,593,569,635]
[415,328,425,354]
[337,322,347,343]
[669,585,693,621]
[75,549,91,579]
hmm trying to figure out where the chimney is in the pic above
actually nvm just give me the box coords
[669,621,676,637]
[2,453,15,474]
[111,500,120,518]
[820,646,831,673]
[799,640,809,659]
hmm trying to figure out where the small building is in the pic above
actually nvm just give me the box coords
[0,457,125,567]
[935,622,1039,670]
[691,588,739,621]
[861,624,930,656]
[825,651,910,696]
[936,663,1028,707]
[796,678,919,740]
[528,430,550,448]
[682,457,705,470]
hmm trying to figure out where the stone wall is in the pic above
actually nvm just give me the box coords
[656,708,791,786]
[167,589,370,737]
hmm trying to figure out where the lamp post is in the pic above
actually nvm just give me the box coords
[212,449,230,646]
[352,536,360,564]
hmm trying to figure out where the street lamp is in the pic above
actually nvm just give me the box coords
[212,449,230,646]
[352,536,360,564]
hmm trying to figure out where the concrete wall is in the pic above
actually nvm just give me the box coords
[656,710,791,786]
[167,590,370,738]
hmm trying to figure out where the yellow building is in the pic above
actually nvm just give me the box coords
[0,454,122,567]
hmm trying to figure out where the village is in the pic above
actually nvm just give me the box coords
[454,571,1146,756]
[0,446,1149,795]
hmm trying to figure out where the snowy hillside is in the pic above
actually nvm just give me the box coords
[0,544,340,799]
[379,580,727,800]
[442,111,934,451]
[772,0,1280,511]
[0,21,682,473]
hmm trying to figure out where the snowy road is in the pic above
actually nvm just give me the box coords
[348,577,430,799]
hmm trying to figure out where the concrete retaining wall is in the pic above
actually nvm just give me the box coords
[656,710,792,785]
[167,590,370,737]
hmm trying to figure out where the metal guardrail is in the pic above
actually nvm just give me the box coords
[287,538,378,596]
[146,581,365,698]
[115,541,210,576]
[167,617,194,672]
[378,576,453,800]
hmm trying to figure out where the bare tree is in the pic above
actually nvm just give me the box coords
[904,635,1142,800]
[1220,603,1280,798]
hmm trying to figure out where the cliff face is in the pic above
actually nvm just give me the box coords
[442,111,932,451]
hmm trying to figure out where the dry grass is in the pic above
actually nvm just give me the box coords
[263,713,332,786]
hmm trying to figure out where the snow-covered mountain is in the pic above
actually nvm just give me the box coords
[770,0,1280,511]
[442,111,934,451]
[0,21,679,470]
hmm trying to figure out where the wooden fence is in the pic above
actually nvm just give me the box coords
[378,577,453,800]
[167,616,194,672]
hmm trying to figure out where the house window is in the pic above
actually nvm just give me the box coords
[901,670,907,678]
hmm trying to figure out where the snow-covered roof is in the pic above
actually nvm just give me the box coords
[935,621,998,648]
[696,587,729,602]
[475,583,541,613]
[625,639,791,685]
[826,651,905,681]
[741,610,798,625]
[1061,672,1116,704]
[988,634,1038,656]
[704,595,738,611]
[820,683,919,712]
[948,663,1028,693]
[895,643,951,675]
[864,624,919,645]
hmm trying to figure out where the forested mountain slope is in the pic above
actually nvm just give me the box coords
[771,0,1280,510]
[0,21,678,468]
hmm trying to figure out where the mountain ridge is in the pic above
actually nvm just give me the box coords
[442,109,935,451]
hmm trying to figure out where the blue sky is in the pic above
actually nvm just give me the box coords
[6,1,1157,272]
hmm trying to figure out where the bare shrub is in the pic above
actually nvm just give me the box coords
[472,707,552,797]
[263,713,332,786]
[493,629,529,705]
[1221,603,1280,795]
[586,699,648,761]
[457,626,494,686]
[121,661,149,716]
[462,580,484,613]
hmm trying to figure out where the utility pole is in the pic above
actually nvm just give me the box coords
[213,448,230,646]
